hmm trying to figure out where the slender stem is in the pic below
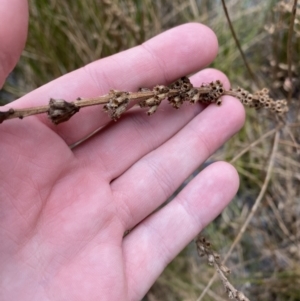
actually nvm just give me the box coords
[221,0,259,88]
[197,131,280,301]
[0,85,210,124]
[287,0,298,103]
[2,105,50,120]
[73,89,207,108]
[0,77,289,125]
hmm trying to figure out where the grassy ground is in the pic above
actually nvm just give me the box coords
[2,0,300,300]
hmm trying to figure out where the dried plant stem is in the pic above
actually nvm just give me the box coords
[287,0,298,103]
[192,281,228,301]
[1,105,49,120]
[195,236,250,301]
[0,90,167,122]
[279,138,300,149]
[221,0,259,88]
[197,131,279,301]
[229,124,282,163]
[266,195,297,243]
[225,131,279,257]
[0,77,288,125]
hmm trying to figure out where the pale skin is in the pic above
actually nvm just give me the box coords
[0,1,245,301]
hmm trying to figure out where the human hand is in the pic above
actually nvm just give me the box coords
[0,2,245,301]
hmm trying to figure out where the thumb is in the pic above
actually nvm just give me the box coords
[0,0,28,88]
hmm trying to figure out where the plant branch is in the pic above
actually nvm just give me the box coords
[0,77,288,125]
[196,236,250,301]
[197,130,280,301]
[221,0,259,88]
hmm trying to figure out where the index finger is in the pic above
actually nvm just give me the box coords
[10,23,218,145]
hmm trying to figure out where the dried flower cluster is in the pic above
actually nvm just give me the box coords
[49,98,80,124]
[103,77,288,120]
[103,90,130,120]
[0,76,289,125]
[195,235,250,301]
[230,87,288,114]
[101,77,226,120]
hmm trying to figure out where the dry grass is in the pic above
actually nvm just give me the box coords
[1,0,300,300]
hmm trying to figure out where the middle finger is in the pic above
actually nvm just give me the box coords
[110,81,245,229]
[73,69,230,179]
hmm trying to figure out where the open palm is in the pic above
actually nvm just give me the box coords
[0,2,245,301]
